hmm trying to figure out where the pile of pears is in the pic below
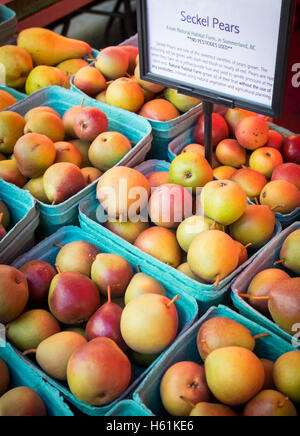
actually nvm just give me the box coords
[96,163,277,287]
[159,316,300,417]
[0,28,93,96]
[73,45,201,120]
[0,358,47,416]
[181,108,300,215]
[240,229,300,335]
[0,102,134,204]
[0,239,180,407]
[0,199,10,241]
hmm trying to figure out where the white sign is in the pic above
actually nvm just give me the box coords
[146,0,283,109]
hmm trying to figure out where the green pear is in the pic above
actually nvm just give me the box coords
[0,45,33,89]
[25,66,68,95]
[0,265,29,324]
[0,387,47,416]
[0,358,10,397]
[23,177,50,203]
[279,230,300,274]
[124,272,167,305]
[24,112,65,143]
[164,88,201,113]
[273,351,300,403]
[0,111,26,154]
[0,200,10,228]
[55,240,100,276]
[18,27,92,66]
[34,332,87,381]
[190,402,237,417]
[0,160,27,188]
[244,390,297,416]
[6,310,60,351]
[205,347,265,407]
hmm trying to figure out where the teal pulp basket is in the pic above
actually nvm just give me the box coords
[11,225,198,416]
[133,305,298,416]
[105,400,153,416]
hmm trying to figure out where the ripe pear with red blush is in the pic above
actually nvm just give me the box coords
[19,260,56,307]
[225,108,257,136]
[74,107,108,142]
[67,337,132,406]
[245,268,290,315]
[0,160,27,188]
[54,141,82,167]
[147,171,170,188]
[244,390,297,417]
[265,130,283,151]
[0,265,29,324]
[194,113,229,148]
[197,316,261,361]
[215,139,246,168]
[148,183,193,229]
[81,167,102,185]
[160,361,212,416]
[55,240,100,277]
[271,163,300,190]
[73,66,106,97]
[0,387,47,417]
[278,230,300,275]
[230,205,276,250]
[235,116,269,150]
[24,112,65,143]
[85,286,127,351]
[91,253,134,299]
[190,402,238,417]
[43,162,86,204]
[260,180,300,214]
[95,46,129,80]
[282,135,300,163]
[231,168,267,201]
[135,227,182,268]
[63,106,82,139]
[120,45,139,74]
[48,271,101,325]
[249,147,283,179]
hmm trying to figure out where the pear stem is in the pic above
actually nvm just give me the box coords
[274,259,285,266]
[239,293,270,301]
[244,243,252,250]
[106,80,114,85]
[130,141,136,145]
[271,205,284,212]
[278,397,289,409]
[179,396,195,408]
[80,98,85,109]
[53,243,64,249]
[107,286,112,304]
[214,275,221,287]
[51,200,56,206]
[254,197,259,206]
[0,213,3,225]
[167,295,180,309]
[22,349,37,357]
[136,265,141,273]
[55,264,62,274]
[201,339,213,356]
[253,333,270,340]
[86,58,96,63]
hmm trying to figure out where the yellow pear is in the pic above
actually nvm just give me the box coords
[18,28,92,66]
[25,66,68,95]
[0,45,33,89]
[0,111,26,154]
[23,177,50,203]
[56,58,89,79]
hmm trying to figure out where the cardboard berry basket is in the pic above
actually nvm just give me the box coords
[7,86,152,237]
[232,222,300,344]
[133,305,297,416]
[11,225,198,416]
[0,343,73,416]
[168,122,300,227]
[78,159,282,307]
[0,178,39,264]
